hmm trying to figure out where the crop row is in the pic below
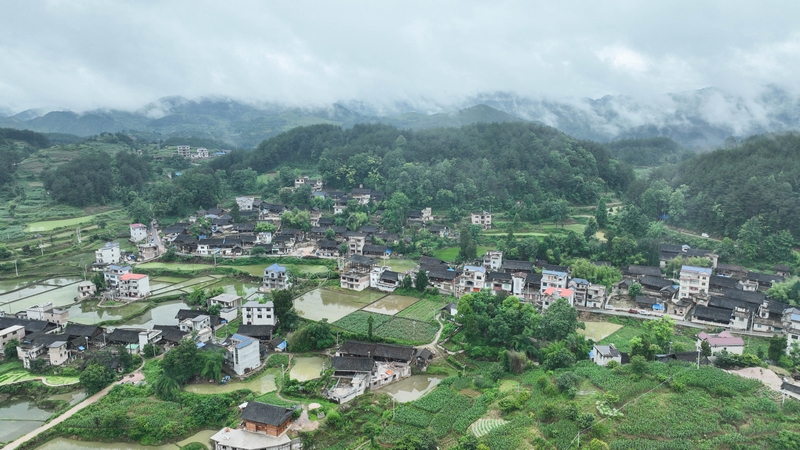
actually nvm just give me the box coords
[396,298,446,323]
[394,405,434,428]
[331,311,391,334]
[373,317,439,343]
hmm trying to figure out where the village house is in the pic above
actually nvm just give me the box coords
[335,340,415,389]
[104,265,132,289]
[326,356,373,403]
[520,273,543,303]
[118,273,151,299]
[540,287,575,309]
[372,269,400,292]
[76,281,97,299]
[487,272,513,295]
[470,211,492,230]
[0,325,26,352]
[540,269,568,293]
[459,265,486,294]
[635,295,666,313]
[679,265,711,300]
[137,242,161,261]
[783,308,800,345]
[16,334,70,369]
[340,255,375,291]
[697,331,745,355]
[427,268,459,296]
[407,207,433,225]
[221,333,261,375]
[747,271,784,292]
[210,427,302,450]
[25,303,69,329]
[624,265,662,279]
[502,260,535,274]
[240,401,294,436]
[316,239,340,258]
[193,147,209,159]
[715,263,747,278]
[347,233,367,256]
[428,224,449,237]
[752,298,791,333]
[482,250,503,271]
[209,293,243,311]
[592,343,622,366]
[236,196,255,211]
[129,223,148,242]
[658,244,718,269]
[95,242,122,266]
[242,300,277,327]
[176,145,191,157]
[262,263,292,292]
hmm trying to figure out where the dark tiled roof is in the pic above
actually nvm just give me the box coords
[488,271,512,281]
[62,324,103,339]
[626,265,662,277]
[539,263,569,272]
[317,239,340,249]
[338,340,415,362]
[782,382,800,395]
[241,402,294,426]
[175,310,222,328]
[232,223,256,232]
[716,263,745,272]
[318,217,334,226]
[418,256,447,267]
[348,255,375,266]
[526,273,543,285]
[428,270,457,281]
[152,325,186,343]
[748,271,784,284]
[332,356,374,372]
[639,276,674,290]
[105,328,141,344]
[362,244,387,254]
[236,325,274,339]
[635,296,660,306]
[693,305,732,323]
[709,296,755,313]
[0,317,56,334]
[709,276,740,289]
[380,271,399,282]
[721,288,765,304]
[502,260,535,272]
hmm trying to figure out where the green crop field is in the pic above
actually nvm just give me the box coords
[332,311,392,334]
[138,262,214,272]
[374,316,439,343]
[396,298,448,322]
[25,212,120,232]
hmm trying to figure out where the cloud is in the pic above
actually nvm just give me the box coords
[1,1,800,112]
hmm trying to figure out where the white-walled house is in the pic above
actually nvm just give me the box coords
[263,264,292,292]
[130,224,148,242]
[104,265,132,289]
[679,265,712,300]
[242,300,277,326]
[118,273,151,299]
[592,343,622,366]
[697,331,745,355]
[226,333,261,375]
[95,242,121,265]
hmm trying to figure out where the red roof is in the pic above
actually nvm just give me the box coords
[698,331,744,346]
[120,273,147,281]
[130,223,147,229]
[543,287,574,297]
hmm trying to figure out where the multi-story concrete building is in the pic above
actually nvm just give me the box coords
[262,264,292,292]
[176,145,191,157]
[26,303,69,328]
[482,251,503,271]
[679,265,712,300]
[459,266,486,294]
[129,223,148,242]
[470,211,492,230]
[540,269,568,294]
[95,242,121,265]
[104,265,132,289]
[118,273,151,299]
[242,300,277,326]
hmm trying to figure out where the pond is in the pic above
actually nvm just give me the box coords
[123,301,189,328]
[210,280,262,301]
[0,399,52,444]
[373,375,444,403]
[0,279,83,314]
[184,370,278,394]
[34,429,216,450]
[66,300,149,325]
[363,295,419,316]
[294,289,381,322]
[0,278,39,295]
[290,356,327,382]
[47,390,87,405]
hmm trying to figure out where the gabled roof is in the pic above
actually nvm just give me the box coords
[748,271,784,284]
[639,276,673,289]
[332,356,374,373]
[539,263,569,273]
[236,325,274,339]
[428,269,458,281]
[338,340,415,361]
[502,260,535,272]
[782,382,800,395]
[380,270,399,282]
[175,309,222,327]
[698,331,745,346]
[487,271,512,281]
[635,296,660,306]
[240,401,294,426]
[62,324,103,339]
[709,276,740,289]
[594,344,621,358]
[721,288,765,304]
[317,239,339,249]
[543,287,574,297]
[626,265,662,277]
[266,263,287,273]
[526,273,543,285]
[418,256,447,267]
[348,255,375,266]
[362,244,388,254]
[0,317,56,334]
[104,328,142,344]
[709,296,754,313]
[152,325,186,343]
[693,305,733,323]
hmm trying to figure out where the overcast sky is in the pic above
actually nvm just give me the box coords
[1,1,800,113]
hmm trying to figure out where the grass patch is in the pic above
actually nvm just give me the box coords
[25,211,121,232]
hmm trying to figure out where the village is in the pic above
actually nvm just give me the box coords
[3,160,800,450]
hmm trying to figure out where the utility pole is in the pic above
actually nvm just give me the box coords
[14,259,18,277]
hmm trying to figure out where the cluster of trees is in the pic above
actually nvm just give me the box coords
[0,127,50,188]
[42,151,152,206]
[79,347,140,394]
[456,293,590,371]
[603,137,694,167]
[153,339,226,400]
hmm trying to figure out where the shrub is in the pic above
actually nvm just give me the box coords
[720,407,744,423]
[577,413,596,429]
[556,372,582,392]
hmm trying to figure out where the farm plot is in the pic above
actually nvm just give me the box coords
[397,298,448,322]
[470,418,508,438]
[363,295,419,315]
[332,311,392,334]
[579,321,623,341]
[374,317,439,343]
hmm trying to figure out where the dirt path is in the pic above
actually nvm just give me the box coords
[729,367,784,392]
[5,363,146,450]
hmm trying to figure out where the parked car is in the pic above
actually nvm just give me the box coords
[628,309,639,314]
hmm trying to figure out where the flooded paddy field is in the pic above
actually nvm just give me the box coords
[290,356,328,382]
[294,288,383,322]
[362,295,419,315]
[373,375,444,403]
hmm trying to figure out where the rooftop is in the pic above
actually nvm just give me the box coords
[240,401,294,427]
[698,331,745,346]
[681,265,712,275]
[120,273,147,281]
[210,428,292,449]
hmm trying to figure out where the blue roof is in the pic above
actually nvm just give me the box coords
[653,303,665,310]
[572,278,589,284]
[464,265,485,273]
[232,333,255,349]
[792,314,800,322]
[543,269,567,277]
[682,265,712,275]
[266,263,287,273]
[277,340,287,350]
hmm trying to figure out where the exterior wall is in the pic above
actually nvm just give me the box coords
[243,419,291,437]
[48,344,69,366]
[340,272,370,291]
[263,269,292,291]
[0,326,25,350]
[540,271,567,292]
[232,340,261,375]
[243,304,276,326]
[348,236,366,255]
[470,213,492,230]
[130,225,148,242]
[95,244,121,265]
[679,267,710,299]
[592,353,621,366]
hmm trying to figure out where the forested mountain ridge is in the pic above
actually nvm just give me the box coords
[629,132,800,256]
[211,121,633,211]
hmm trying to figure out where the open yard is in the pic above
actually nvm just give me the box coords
[579,321,623,341]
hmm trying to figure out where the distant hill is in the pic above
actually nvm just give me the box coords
[0,99,525,149]
[3,85,800,148]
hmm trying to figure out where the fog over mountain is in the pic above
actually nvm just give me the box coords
[2,2,800,148]
[2,85,799,149]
